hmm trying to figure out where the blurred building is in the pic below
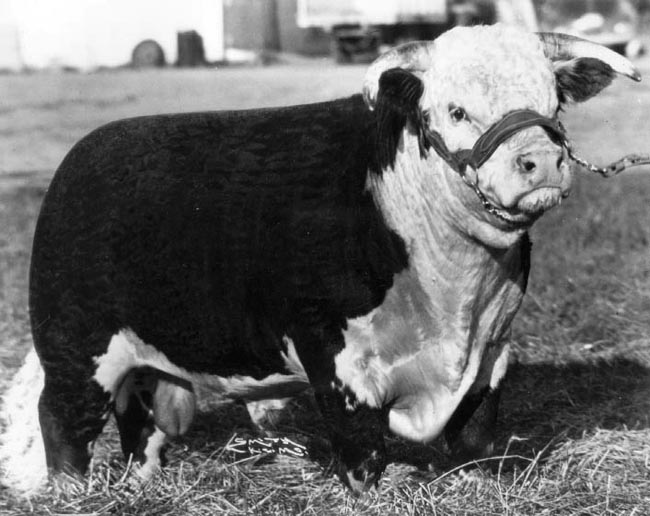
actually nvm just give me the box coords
[0,0,225,70]
[224,0,331,57]
[0,0,454,70]
[0,0,640,71]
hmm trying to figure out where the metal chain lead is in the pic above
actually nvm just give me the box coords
[565,142,650,177]
[445,114,650,221]
[556,120,650,177]
[459,171,517,223]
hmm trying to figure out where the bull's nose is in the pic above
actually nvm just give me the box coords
[509,149,569,213]
[516,152,563,176]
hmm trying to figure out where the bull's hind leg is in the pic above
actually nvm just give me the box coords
[114,368,158,471]
[38,370,111,477]
[114,368,196,478]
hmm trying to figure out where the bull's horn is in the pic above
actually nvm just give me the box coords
[537,32,641,82]
[362,40,436,109]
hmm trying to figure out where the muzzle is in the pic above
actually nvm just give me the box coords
[420,108,650,223]
[420,109,569,223]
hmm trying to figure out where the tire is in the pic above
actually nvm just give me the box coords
[131,39,166,68]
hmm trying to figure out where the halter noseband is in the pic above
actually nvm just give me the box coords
[421,108,650,222]
[421,109,569,223]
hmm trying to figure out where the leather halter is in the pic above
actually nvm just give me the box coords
[423,109,567,175]
[421,109,568,223]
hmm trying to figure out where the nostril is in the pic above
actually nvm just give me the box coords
[517,156,537,173]
[556,155,564,169]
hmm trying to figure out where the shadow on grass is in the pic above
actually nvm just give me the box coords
[173,355,650,481]
[498,357,650,457]
[392,356,650,476]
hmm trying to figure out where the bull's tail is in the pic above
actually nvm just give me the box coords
[0,347,48,494]
[198,335,311,401]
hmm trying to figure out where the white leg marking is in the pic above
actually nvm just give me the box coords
[0,348,48,495]
[135,427,166,480]
[335,312,383,409]
[489,343,510,390]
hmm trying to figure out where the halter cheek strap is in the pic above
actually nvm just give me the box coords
[422,109,567,176]
[420,109,568,224]
[418,108,649,223]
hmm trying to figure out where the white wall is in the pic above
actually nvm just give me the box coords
[0,0,224,70]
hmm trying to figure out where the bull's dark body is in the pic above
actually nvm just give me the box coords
[30,94,408,462]
[29,86,532,489]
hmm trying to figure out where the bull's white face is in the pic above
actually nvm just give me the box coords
[419,26,572,248]
[366,24,639,248]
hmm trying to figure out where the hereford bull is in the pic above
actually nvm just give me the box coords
[0,24,640,494]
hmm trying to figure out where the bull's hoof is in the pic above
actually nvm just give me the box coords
[337,449,386,494]
[48,469,90,497]
[449,439,495,467]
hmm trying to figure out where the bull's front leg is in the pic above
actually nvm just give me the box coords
[291,322,388,493]
[316,383,387,492]
[444,385,501,464]
[444,340,509,464]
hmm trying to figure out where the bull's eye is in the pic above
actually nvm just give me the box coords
[449,105,468,123]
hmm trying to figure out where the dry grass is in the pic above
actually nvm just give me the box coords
[1,66,649,514]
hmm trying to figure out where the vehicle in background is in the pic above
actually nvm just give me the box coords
[296,0,453,63]
[298,0,644,63]
[296,0,539,63]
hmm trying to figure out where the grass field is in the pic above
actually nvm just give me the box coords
[0,60,649,515]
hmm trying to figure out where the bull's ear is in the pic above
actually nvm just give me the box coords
[374,68,425,170]
[554,57,616,103]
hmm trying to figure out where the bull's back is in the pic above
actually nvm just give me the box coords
[29,95,405,376]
